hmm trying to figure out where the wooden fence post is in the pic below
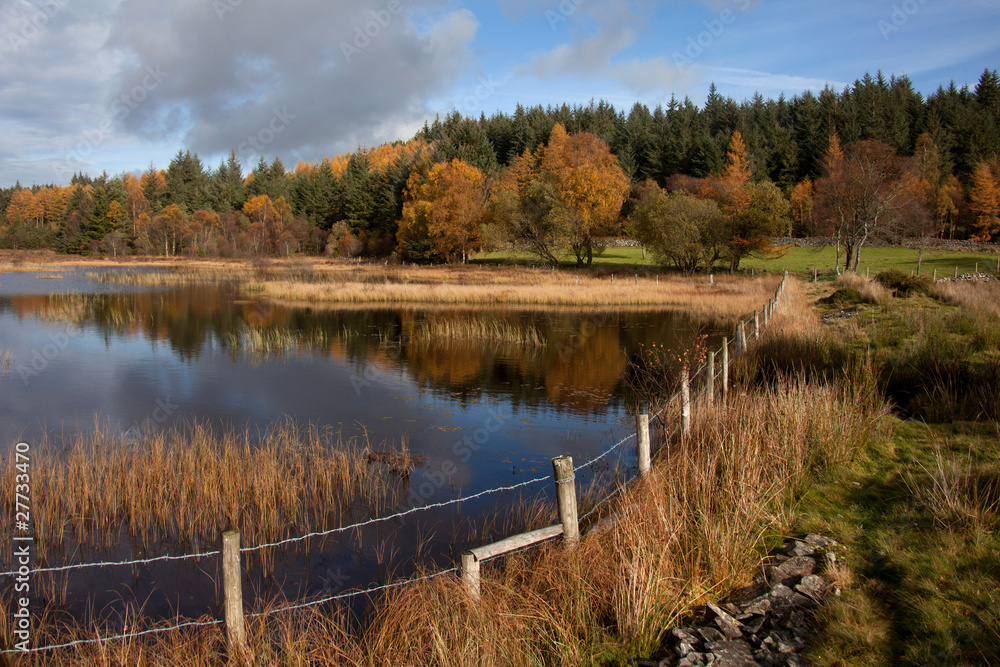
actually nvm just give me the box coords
[706,351,715,407]
[636,404,651,477]
[721,338,729,405]
[552,457,579,546]
[461,551,480,601]
[753,311,760,340]
[222,530,247,654]
[736,321,746,355]
[681,368,691,438]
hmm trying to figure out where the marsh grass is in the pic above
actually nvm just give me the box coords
[225,322,330,358]
[406,317,547,348]
[0,347,11,377]
[0,420,411,566]
[906,442,999,537]
[87,260,778,321]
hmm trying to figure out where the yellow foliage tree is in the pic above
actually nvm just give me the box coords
[538,123,630,267]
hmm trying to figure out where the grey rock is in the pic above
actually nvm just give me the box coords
[824,551,838,565]
[804,534,836,547]
[785,540,817,558]
[766,556,816,586]
[740,614,767,635]
[677,655,706,667]
[675,640,698,658]
[697,626,725,643]
[705,639,756,666]
[708,601,744,640]
[727,582,771,607]
[796,574,828,602]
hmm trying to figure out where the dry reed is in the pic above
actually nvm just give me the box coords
[0,420,410,566]
[834,272,891,304]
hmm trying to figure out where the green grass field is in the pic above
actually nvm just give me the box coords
[475,245,1000,280]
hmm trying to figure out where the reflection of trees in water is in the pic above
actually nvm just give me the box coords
[4,287,709,413]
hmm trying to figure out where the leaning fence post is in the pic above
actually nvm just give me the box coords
[721,338,729,404]
[706,351,715,407]
[636,404,651,477]
[222,530,247,654]
[461,550,480,601]
[681,368,691,438]
[552,456,579,547]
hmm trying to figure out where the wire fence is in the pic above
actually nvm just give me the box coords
[1,274,787,656]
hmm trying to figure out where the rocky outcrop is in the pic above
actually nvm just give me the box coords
[638,535,841,667]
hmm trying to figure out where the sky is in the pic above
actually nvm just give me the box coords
[0,0,998,187]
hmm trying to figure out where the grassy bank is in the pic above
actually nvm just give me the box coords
[737,273,1000,665]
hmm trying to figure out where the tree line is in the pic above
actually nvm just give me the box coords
[1,69,998,271]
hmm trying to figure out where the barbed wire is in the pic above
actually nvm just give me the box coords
[0,549,221,579]
[0,618,224,655]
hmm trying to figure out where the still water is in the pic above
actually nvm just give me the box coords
[0,267,714,624]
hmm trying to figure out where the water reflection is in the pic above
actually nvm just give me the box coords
[0,273,716,624]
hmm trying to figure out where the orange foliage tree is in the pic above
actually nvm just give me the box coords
[968,161,999,241]
[399,159,486,262]
[539,124,630,267]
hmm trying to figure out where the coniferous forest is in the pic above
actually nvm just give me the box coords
[2,69,998,271]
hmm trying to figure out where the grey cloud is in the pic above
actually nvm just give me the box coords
[105,0,479,163]
[516,0,692,93]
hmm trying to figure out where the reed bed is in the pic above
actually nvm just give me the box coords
[86,259,778,324]
[0,347,11,377]
[406,317,547,348]
[255,275,776,321]
[225,322,331,357]
[0,420,409,566]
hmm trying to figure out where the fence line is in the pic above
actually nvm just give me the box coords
[4,272,789,654]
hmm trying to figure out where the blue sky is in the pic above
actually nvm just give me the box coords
[1,0,997,187]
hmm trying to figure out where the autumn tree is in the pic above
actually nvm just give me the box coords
[398,159,487,262]
[491,163,568,267]
[936,175,963,239]
[627,185,729,273]
[968,161,999,241]
[150,204,186,256]
[538,124,630,267]
[789,178,814,236]
[815,138,905,273]
[726,181,790,271]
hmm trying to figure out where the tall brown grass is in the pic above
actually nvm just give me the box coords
[834,272,891,304]
[406,317,547,348]
[906,441,1000,538]
[89,260,779,322]
[7,331,891,663]
[0,420,408,566]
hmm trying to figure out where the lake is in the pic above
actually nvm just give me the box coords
[0,266,717,625]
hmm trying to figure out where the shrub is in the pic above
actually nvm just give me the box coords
[874,269,932,297]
